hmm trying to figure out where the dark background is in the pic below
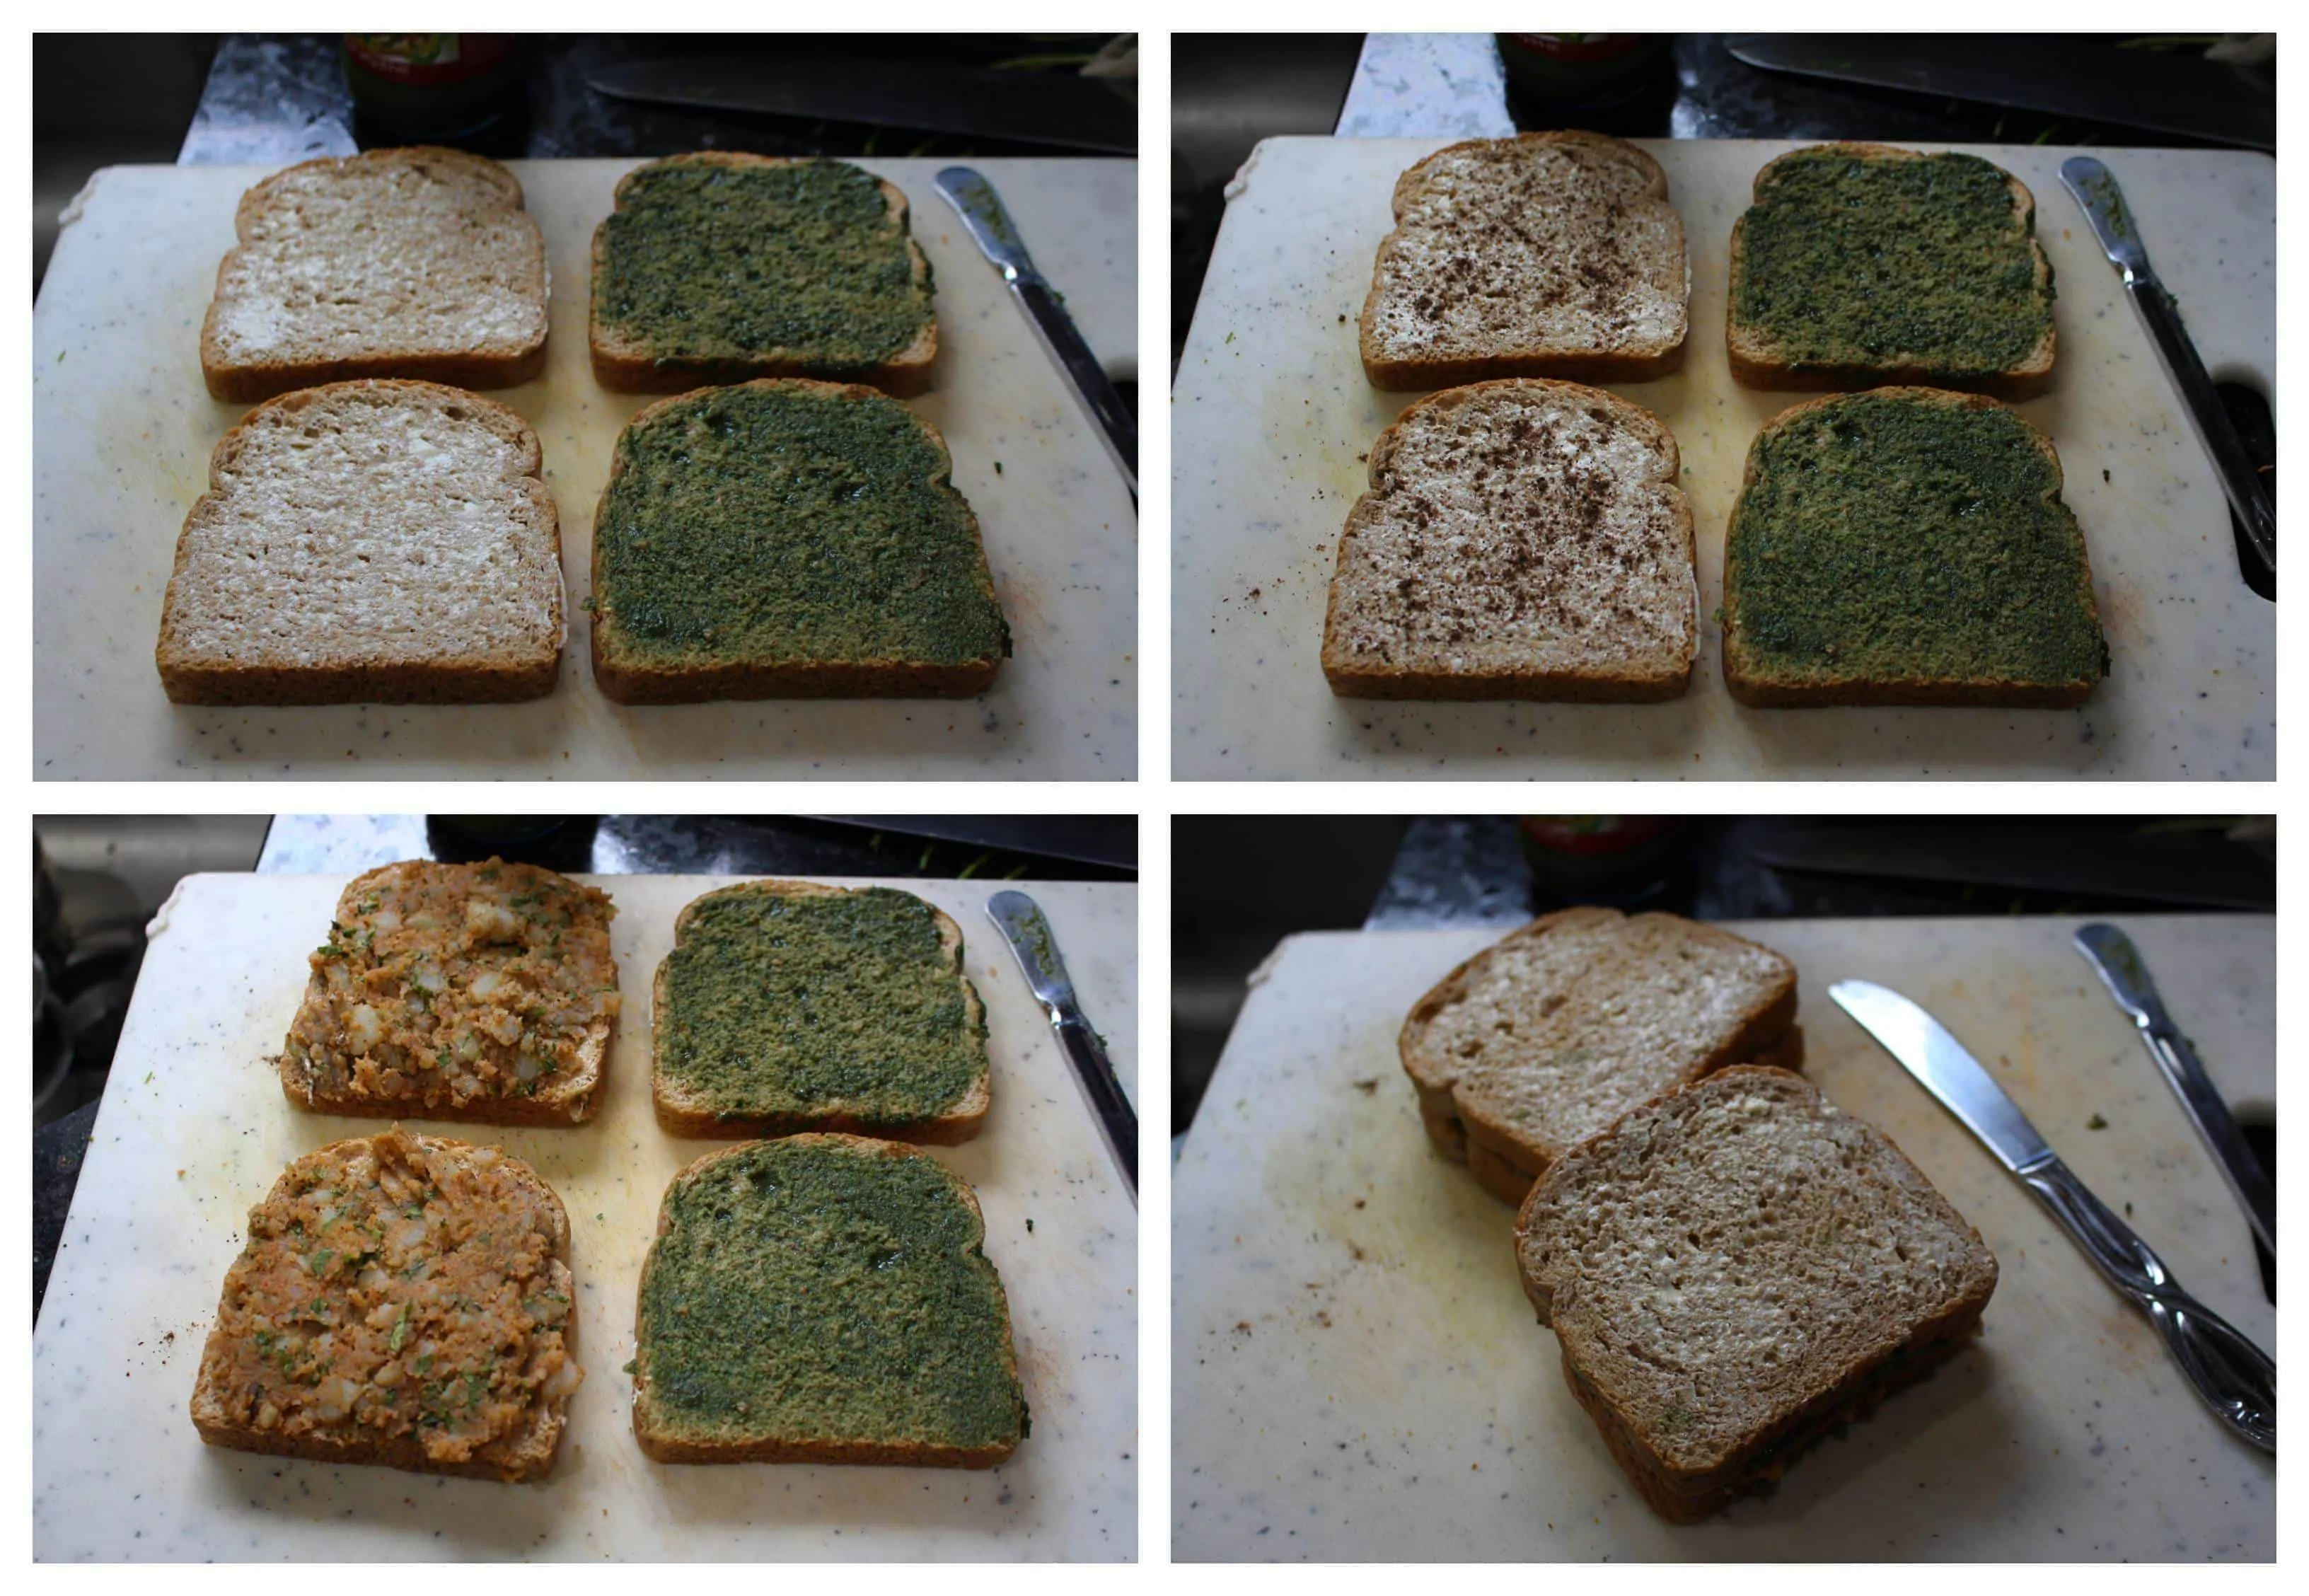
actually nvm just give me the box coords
[1172,815,2275,1138]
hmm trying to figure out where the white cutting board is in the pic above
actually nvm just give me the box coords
[1173,914,2272,1561]
[33,874,1138,1561]
[1173,138,2272,780]
[33,158,1138,780]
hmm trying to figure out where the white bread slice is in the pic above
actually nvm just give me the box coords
[1400,908,1798,1196]
[156,379,565,705]
[1359,131,1689,391]
[1322,379,1696,700]
[200,146,548,404]
[1515,1067,1998,1521]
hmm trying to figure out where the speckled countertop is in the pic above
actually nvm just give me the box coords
[35,157,1137,780]
[34,873,1137,1561]
[1173,137,2273,780]
[1173,915,2272,1560]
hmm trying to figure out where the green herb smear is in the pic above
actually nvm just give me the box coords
[640,1140,1026,1450]
[596,383,1008,669]
[1728,394,2107,688]
[596,159,933,369]
[659,886,987,1121]
[1734,151,2054,376]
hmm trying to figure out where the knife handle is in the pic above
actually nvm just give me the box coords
[1012,275,1138,493]
[1055,1012,1138,1197]
[2125,274,2276,579]
[2131,1013,2278,1254]
[2019,1155,2274,1453]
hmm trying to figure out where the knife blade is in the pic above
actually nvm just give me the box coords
[935,167,1137,494]
[2061,156,2274,582]
[2074,924,2274,1254]
[1829,979,2273,1453]
[986,891,1136,1197]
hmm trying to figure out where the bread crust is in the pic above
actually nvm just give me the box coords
[650,879,989,1142]
[1515,1067,1998,1520]
[1725,143,2054,400]
[156,380,565,706]
[630,1135,1022,1467]
[587,378,1002,703]
[189,1130,578,1482]
[589,153,937,397]
[1321,379,1696,701]
[1401,909,1800,1199]
[200,147,549,404]
[1721,387,2102,708]
[1359,132,1689,390]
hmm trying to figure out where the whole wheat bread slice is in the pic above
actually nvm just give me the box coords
[156,380,565,705]
[589,153,937,396]
[1359,131,1689,391]
[1322,379,1696,701]
[631,1135,1026,1467]
[652,879,989,1143]
[190,1127,580,1482]
[1727,143,2054,400]
[1401,908,1798,1201]
[200,146,548,404]
[1515,1067,1998,1521]
[1722,387,2107,708]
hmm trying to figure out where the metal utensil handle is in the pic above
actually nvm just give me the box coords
[2019,1155,2274,1452]
[1055,1012,1138,1198]
[2126,275,2276,577]
[1012,274,1138,494]
[2134,1014,2277,1254]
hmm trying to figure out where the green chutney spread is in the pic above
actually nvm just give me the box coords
[1727,393,2107,690]
[594,383,1009,671]
[596,158,934,369]
[639,1139,1026,1450]
[1733,149,2054,378]
[659,885,988,1123]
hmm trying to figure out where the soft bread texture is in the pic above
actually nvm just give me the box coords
[588,378,1004,703]
[630,1135,1025,1467]
[1360,132,1689,390]
[651,880,989,1143]
[589,152,937,396]
[1516,1067,1999,1521]
[1401,908,1798,1200]
[1322,380,1696,701]
[200,147,548,403]
[156,380,565,705]
[1722,387,2105,708]
[1727,143,2054,400]
[190,1128,579,1483]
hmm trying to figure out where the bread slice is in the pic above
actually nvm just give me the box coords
[156,379,565,706]
[200,146,548,404]
[590,153,937,396]
[279,860,620,1126]
[1359,132,1689,391]
[652,879,989,1143]
[632,1135,1027,1467]
[1400,908,1798,1201]
[1321,379,1696,701]
[1515,1067,1999,1521]
[1723,388,2109,707]
[589,378,1007,702]
[190,1126,581,1482]
[1728,143,2055,399]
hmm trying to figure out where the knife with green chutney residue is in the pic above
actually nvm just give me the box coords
[987,890,1136,1198]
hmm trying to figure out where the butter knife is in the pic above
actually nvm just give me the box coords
[1829,978,2274,1454]
[935,167,1137,494]
[2074,923,2274,1254]
[986,890,1137,1197]
[2061,156,2274,580]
